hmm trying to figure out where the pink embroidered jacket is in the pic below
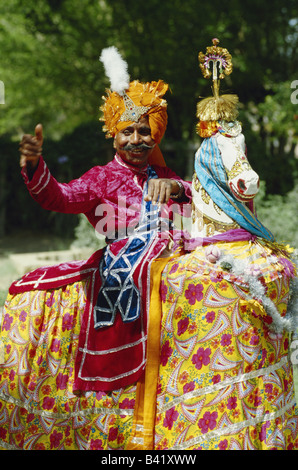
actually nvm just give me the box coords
[12,154,191,391]
[21,154,191,236]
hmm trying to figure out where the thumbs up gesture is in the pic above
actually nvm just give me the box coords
[19,123,43,170]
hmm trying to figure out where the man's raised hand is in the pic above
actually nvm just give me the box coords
[19,123,43,170]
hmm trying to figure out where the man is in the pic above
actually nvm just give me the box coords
[16,93,191,392]
[20,117,185,207]
[0,51,191,450]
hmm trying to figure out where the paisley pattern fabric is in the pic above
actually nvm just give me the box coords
[154,241,298,450]
[0,240,297,450]
[0,282,135,450]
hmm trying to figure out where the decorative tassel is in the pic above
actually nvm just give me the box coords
[196,94,239,122]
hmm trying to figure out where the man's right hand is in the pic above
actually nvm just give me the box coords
[19,123,43,171]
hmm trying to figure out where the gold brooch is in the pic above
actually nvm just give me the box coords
[119,93,150,122]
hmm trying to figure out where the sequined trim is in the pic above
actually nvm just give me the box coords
[171,399,296,451]
[191,200,239,236]
[13,267,97,289]
[29,159,51,195]
[0,440,18,450]
[78,335,147,356]
[0,390,134,419]
[158,356,288,413]
[78,269,148,383]
[31,171,51,195]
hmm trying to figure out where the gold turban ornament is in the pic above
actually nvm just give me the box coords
[196,38,239,138]
[99,47,168,166]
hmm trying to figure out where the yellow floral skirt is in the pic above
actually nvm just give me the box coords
[0,282,136,450]
[154,241,298,450]
[0,240,297,450]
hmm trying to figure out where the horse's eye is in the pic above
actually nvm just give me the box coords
[237,179,246,192]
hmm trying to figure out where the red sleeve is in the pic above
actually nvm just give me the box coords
[21,156,105,214]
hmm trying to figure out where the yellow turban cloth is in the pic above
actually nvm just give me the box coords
[101,80,168,166]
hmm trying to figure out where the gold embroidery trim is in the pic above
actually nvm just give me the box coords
[192,202,239,236]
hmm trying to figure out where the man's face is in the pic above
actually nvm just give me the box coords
[114,116,155,168]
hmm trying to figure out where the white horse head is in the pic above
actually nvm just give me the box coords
[216,124,259,202]
[191,120,273,241]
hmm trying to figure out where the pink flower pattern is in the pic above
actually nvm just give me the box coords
[160,340,173,366]
[198,411,218,433]
[185,283,204,305]
[0,246,297,450]
[192,347,211,370]
[0,281,143,450]
[163,408,179,430]
[155,254,298,450]
[177,317,189,336]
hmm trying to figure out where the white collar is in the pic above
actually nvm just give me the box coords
[115,154,149,174]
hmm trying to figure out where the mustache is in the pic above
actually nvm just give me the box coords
[122,143,155,151]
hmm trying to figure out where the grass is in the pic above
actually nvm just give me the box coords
[0,230,74,306]
[0,229,73,255]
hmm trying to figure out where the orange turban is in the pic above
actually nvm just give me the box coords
[100,80,168,166]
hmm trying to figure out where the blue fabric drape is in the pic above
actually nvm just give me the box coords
[195,136,274,241]
[94,166,161,329]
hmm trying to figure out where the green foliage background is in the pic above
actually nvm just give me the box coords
[0,0,297,245]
